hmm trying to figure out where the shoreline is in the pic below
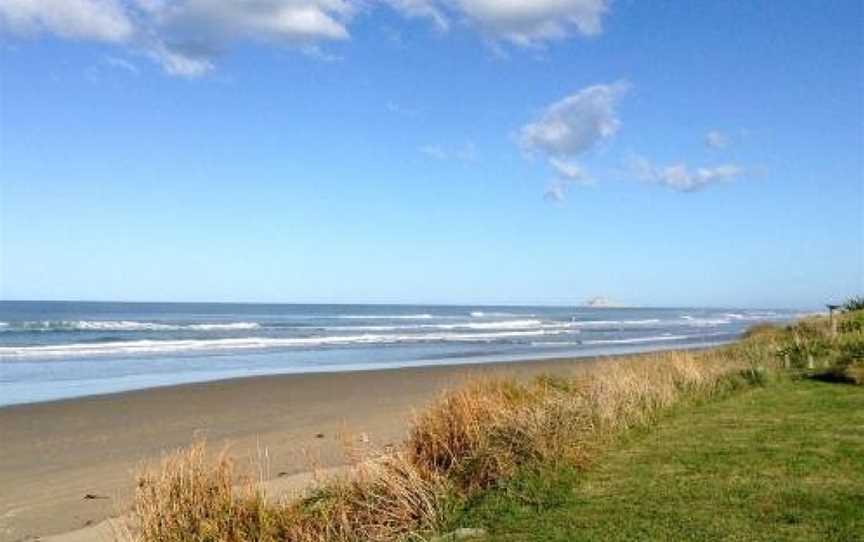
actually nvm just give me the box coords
[0,340,731,409]
[0,353,630,542]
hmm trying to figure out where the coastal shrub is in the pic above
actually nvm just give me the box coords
[776,338,830,369]
[838,310,864,334]
[774,309,864,384]
[816,329,864,384]
[767,316,835,370]
[843,296,864,312]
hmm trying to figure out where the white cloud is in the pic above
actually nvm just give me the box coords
[454,0,610,45]
[143,0,353,76]
[0,0,354,77]
[631,156,744,192]
[705,129,729,149]
[0,0,134,42]
[519,82,627,158]
[154,0,352,44]
[518,82,625,200]
[0,0,614,76]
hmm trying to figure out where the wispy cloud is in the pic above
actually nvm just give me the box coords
[543,180,568,202]
[630,156,744,192]
[420,142,477,161]
[387,0,610,45]
[384,0,449,31]
[103,54,140,75]
[548,157,588,182]
[419,144,448,160]
[705,129,730,149]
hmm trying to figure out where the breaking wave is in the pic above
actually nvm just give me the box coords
[0,321,261,332]
[0,329,572,359]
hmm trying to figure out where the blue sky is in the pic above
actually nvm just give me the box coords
[0,0,861,309]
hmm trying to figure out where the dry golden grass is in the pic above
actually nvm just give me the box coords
[407,378,593,490]
[133,442,271,542]
[408,348,766,492]
[130,336,787,542]
[270,453,450,542]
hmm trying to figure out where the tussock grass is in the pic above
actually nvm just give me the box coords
[130,311,862,541]
[408,378,594,490]
[133,446,452,542]
[271,453,452,542]
[134,442,270,542]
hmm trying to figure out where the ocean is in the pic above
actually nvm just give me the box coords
[0,301,800,406]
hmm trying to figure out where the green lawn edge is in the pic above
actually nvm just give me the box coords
[445,379,864,541]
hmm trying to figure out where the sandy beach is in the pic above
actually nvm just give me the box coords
[0,356,602,542]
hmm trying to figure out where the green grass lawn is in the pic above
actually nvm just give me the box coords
[449,379,864,541]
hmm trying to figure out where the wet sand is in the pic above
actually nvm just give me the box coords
[0,356,604,541]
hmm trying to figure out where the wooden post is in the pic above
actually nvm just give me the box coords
[827,304,840,338]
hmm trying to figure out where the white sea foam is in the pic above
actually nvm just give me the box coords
[470,311,535,318]
[582,334,693,345]
[186,323,261,330]
[2,320,262,332]
[680,315,732,326]
[324,320,573,333]
[567,319,661,327]
[724,312,781,321]
[583,331,729,345]
[0,329,575,359]
[436,319,544,330]
[334,314,436,320]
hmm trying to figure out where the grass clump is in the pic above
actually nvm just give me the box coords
[134,446,455,542]
[407,379,593,491]
[134,442,272,542]
[272,453,452,542]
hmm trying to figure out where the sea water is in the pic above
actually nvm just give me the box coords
[0,301,801,406]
